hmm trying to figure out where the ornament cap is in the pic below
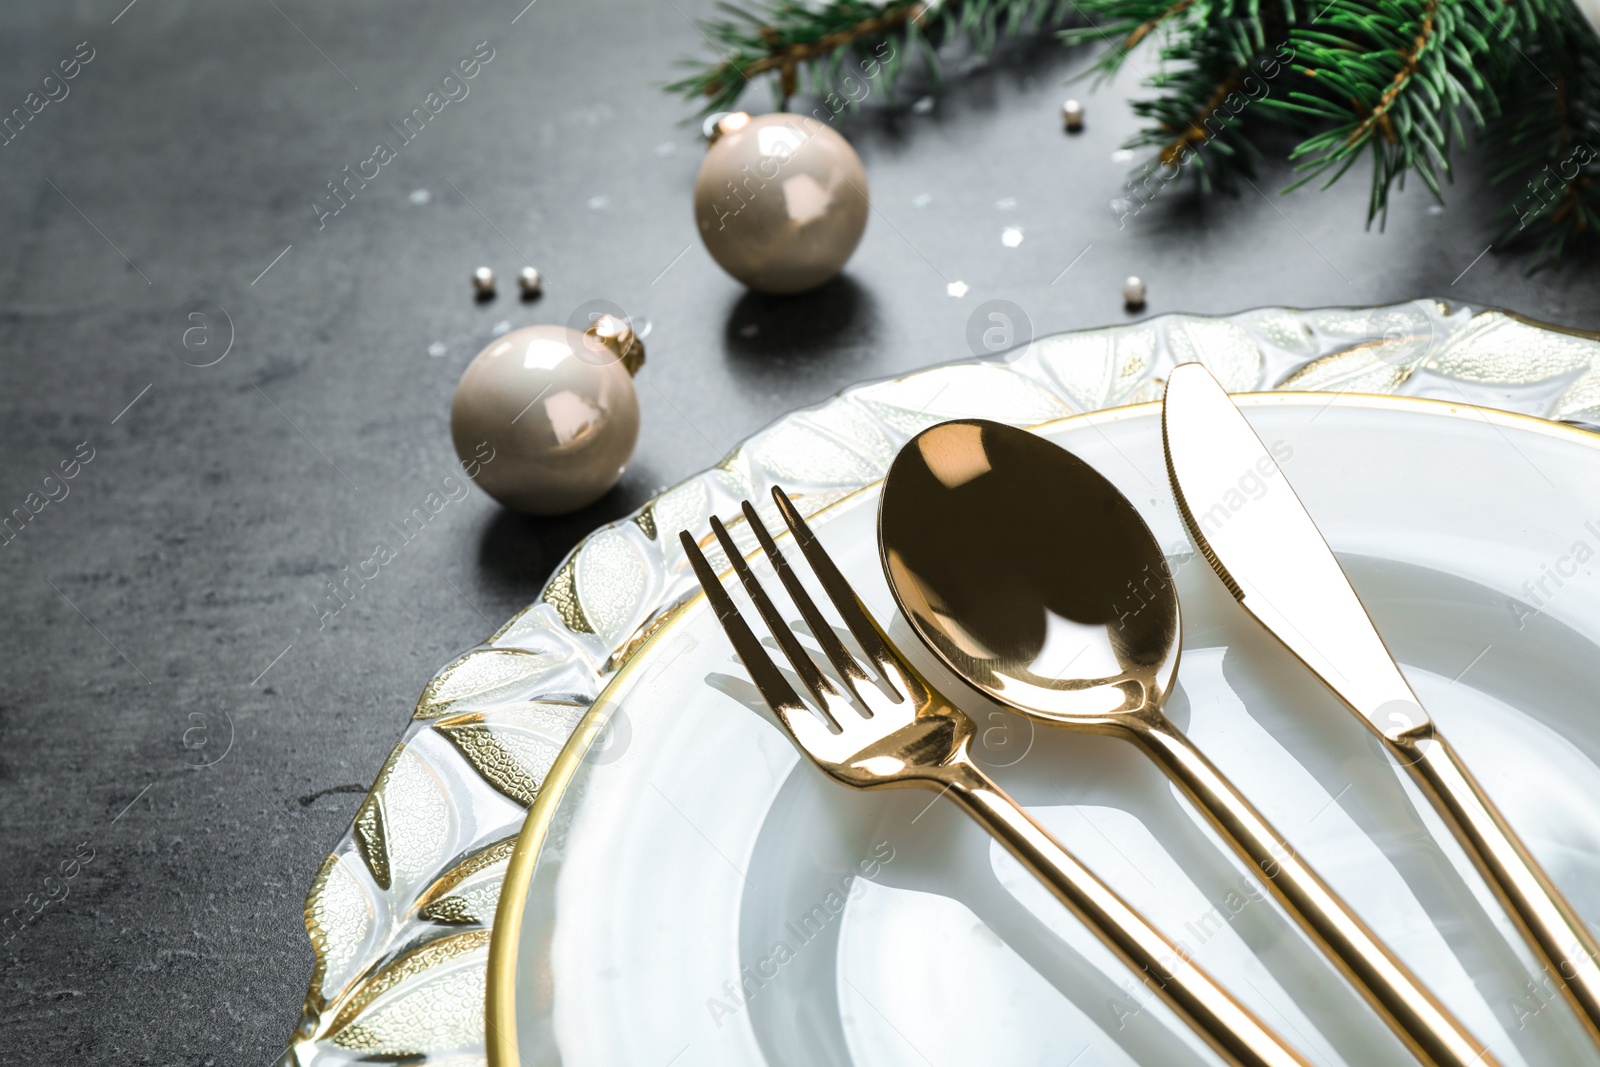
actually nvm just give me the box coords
[705,111,751,148]
[586,314,646,376]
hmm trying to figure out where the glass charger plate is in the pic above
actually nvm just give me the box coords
[278,300,1600,1067]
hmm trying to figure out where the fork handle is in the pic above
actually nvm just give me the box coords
[1390,722,1600,1047]
[1129,717,1498,1067]
[943,760,1313,1067]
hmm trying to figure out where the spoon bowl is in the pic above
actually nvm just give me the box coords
[879,418,1178,729]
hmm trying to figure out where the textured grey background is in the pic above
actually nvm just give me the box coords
[0,0,1594,1063]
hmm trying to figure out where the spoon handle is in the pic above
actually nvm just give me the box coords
[1128,718,1499,1067]
[941,759,1313,1067]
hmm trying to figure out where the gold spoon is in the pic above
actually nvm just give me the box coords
[877,418,1497,1067]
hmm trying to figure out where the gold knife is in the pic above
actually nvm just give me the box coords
[1161,361,1600,1049]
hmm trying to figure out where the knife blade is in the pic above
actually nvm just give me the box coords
[1160,360,1600,1049]
[1160,362,1423,740]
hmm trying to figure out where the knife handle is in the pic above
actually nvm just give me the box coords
[1390,723,1600,1046]
[943,759,1313,1067]
[1130,718,1499,1067]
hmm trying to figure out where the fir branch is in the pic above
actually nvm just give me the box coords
[1059,0,1213,81]
[1158,65,1246,166]
[1343,0,1437,148]
[1283,0,1503,225]
[1068,0,1285,197]
[1484,0,1600,270]
[667,0,1075,116]
[1124,0,1199,51]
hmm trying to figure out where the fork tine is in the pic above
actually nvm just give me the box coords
[739,499,871,705]
[680,530,811,725]
[681,530,841,749]
[770,486,917,701]
[708,513,843,720]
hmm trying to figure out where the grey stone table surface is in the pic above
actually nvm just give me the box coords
[0,0,1594,1063]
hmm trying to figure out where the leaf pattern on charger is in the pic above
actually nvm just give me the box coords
[326,930,492,1055]
[539,555,593,635]
[416,837,517,925]
[435,704,586,808]
[413,647,558,721]
[303,853,373,1011]
[351,747,400,891]
[574,529,653,646]
[1277,342,1418,393]
[1432,311,1600,384]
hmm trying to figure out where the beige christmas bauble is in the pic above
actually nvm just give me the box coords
[451,319,643,516]
[693,112,869,294]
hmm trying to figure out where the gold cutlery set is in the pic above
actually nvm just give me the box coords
[679,362,1600,1067]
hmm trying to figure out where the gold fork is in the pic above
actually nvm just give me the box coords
[680,486,1314,1067]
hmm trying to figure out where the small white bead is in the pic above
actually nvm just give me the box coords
[1123,275,1147,309]
[1062,99,1084,132]
[472,266,496,296]
[518,266,543,297]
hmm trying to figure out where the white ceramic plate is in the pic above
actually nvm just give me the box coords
[503,395,1600,1067]
[502,395,1600,1066]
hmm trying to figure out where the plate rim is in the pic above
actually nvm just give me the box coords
[484,389,1600,1067]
